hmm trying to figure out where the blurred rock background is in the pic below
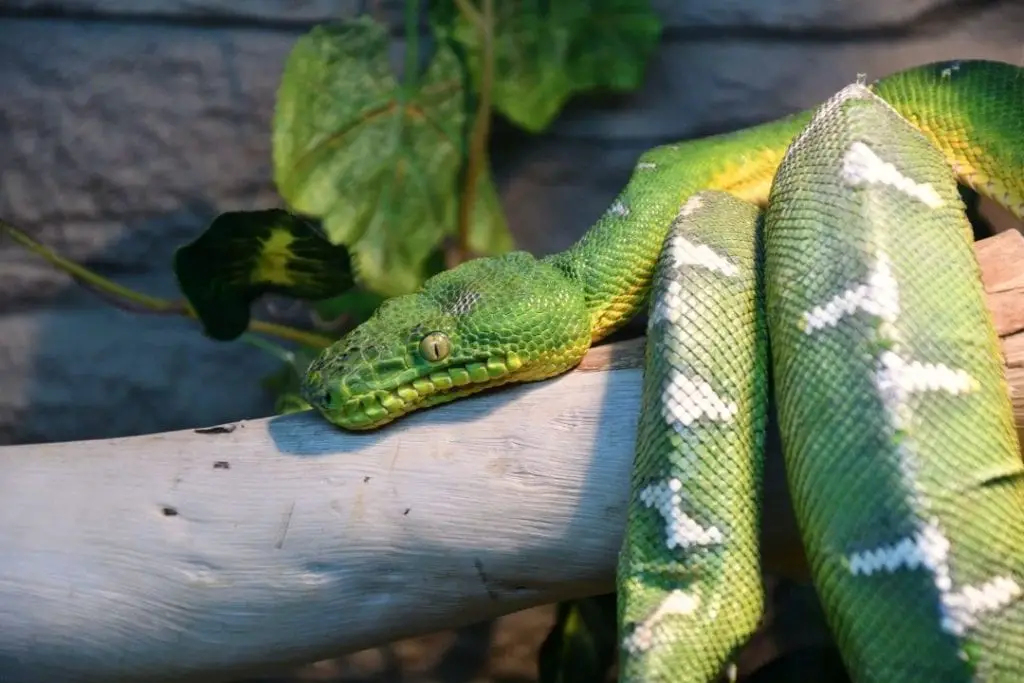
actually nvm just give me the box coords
[1,0,1022,681]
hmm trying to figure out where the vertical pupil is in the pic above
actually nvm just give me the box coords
[421,335,447,360]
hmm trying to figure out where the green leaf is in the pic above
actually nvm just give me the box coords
[436,0,662,133]
[562,0,663,92]
[173,209,353,341]
[273,17,512,296]
[538,595,618,683]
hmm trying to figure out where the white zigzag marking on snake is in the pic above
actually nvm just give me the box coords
[667,234,739,278]
[802,251,900,333]
[840,140,944,208]
[607,199,630,217]
[876,351,978,403]
[679,194,703,217]
[848,521,1021,635]
[651,280,690,326]
[662,368,738,428]
[639,477,724,551]
[622,589,701,655]
[808,243,1013,635]
[650,223,736,324]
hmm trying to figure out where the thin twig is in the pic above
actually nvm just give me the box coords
[1,220,335,350]
[3,220,180,313]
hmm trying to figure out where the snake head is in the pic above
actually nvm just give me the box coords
[301,251,592,430]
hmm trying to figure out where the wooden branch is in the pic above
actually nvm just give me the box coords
[0,231,1021,683]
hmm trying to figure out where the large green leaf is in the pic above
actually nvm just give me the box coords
[273,17,511,296]
[466,161,515,256]
[436,0,662,133]
[173,209,353,341]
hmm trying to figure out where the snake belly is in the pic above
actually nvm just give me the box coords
[301,60,1024,683]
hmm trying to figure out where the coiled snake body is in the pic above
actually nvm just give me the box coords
[302,60,1024,681]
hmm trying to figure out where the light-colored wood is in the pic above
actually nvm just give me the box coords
[978,228,1024,338]
[0,368,640,683]
[0,232,1020,683]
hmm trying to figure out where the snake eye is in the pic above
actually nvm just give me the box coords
[419,332,451,362]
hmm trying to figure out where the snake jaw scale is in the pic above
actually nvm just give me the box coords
[429,373,454,390]
[411,379,434,395]
[379,395,406,415]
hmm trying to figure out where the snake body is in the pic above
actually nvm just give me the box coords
[302,60,1024,681]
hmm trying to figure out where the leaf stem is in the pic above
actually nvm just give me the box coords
[453,0,483,29]
[402,0,421,95]
[453,0,494,266]
[239,333,299,364]
[1,219,335,350]
[248,320,333,349]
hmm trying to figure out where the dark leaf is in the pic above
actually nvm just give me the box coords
[174,209,353,341]
[744,645,849,683]
[538,595,618,683]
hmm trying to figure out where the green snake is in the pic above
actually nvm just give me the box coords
[301,60,1024,681]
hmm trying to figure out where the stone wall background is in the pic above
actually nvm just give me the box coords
[1,2,1022,681]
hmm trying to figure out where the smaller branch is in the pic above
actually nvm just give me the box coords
[3,220,178,313]
[72,276,190,315]
[248,320,333,349]
[1,220,335,350]
[452,0,495,267]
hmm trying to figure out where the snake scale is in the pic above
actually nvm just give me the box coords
[301,60,1024,681]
